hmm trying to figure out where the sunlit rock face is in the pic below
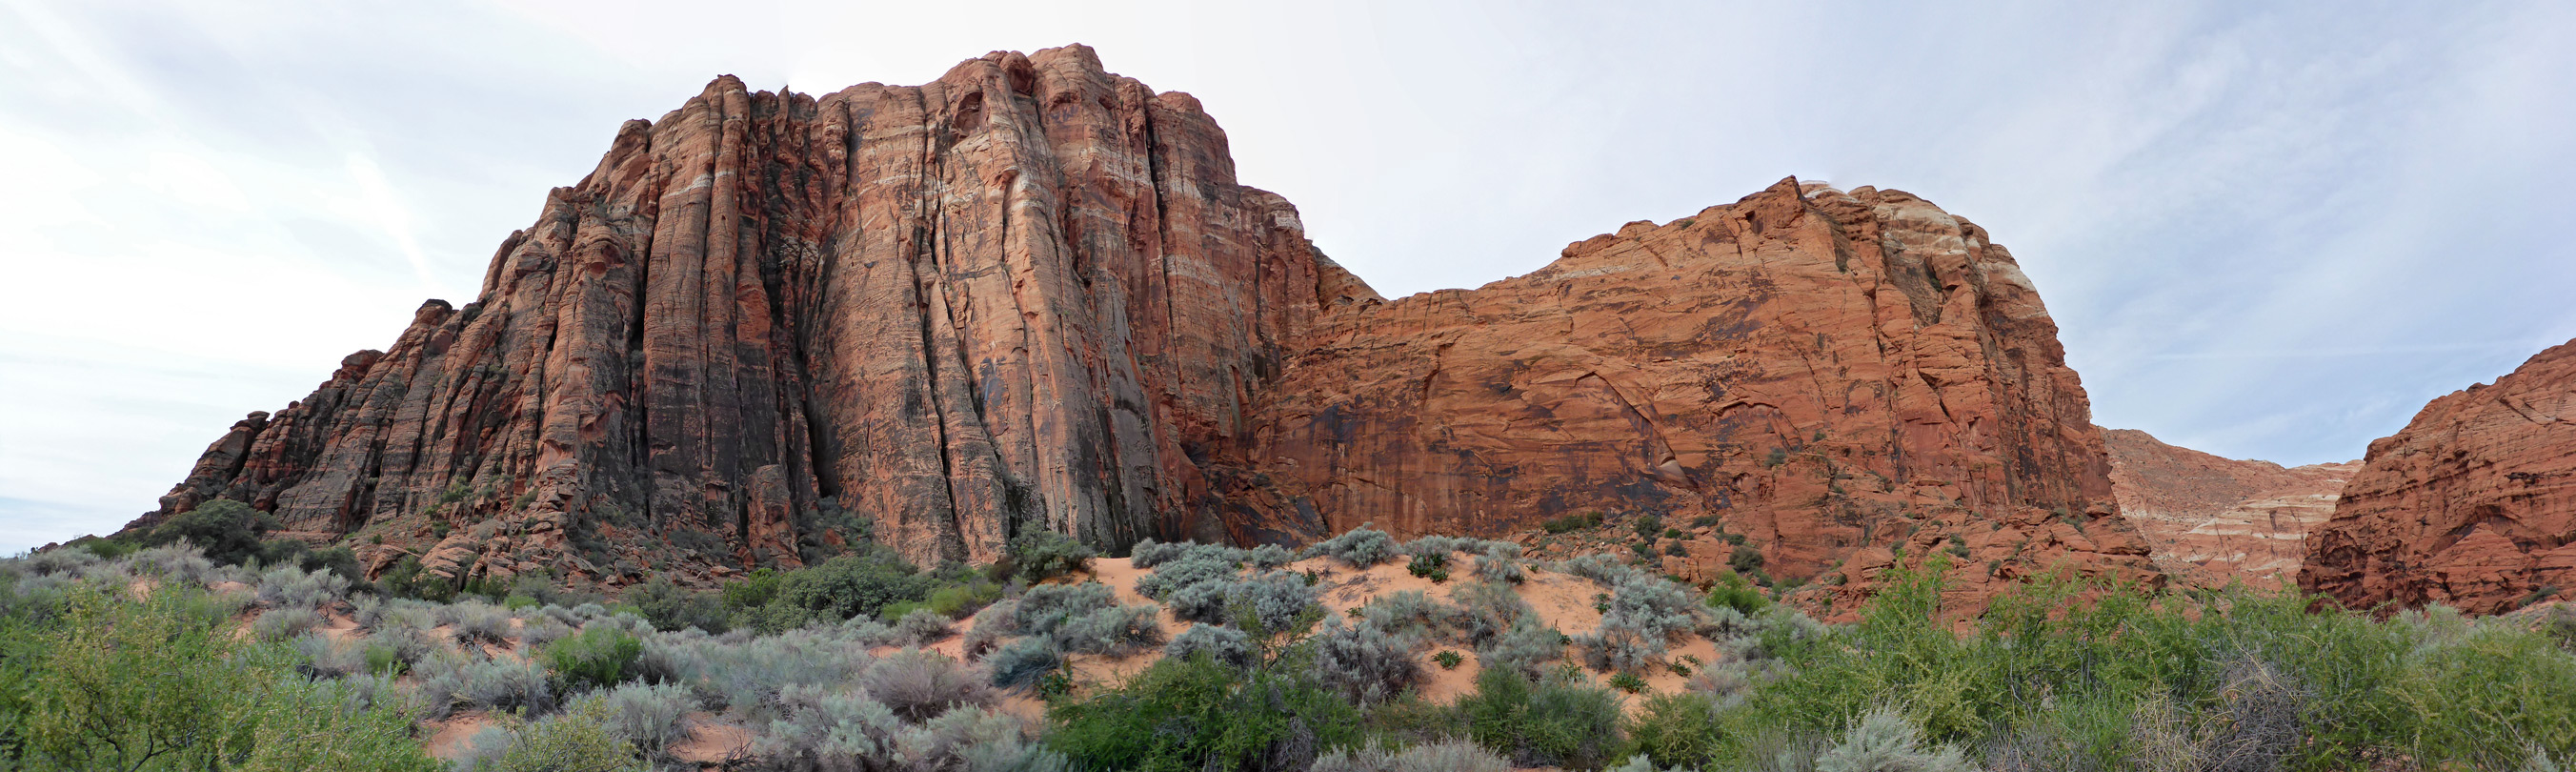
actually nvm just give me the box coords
[2303,339,2576,615]
[2103,427,2357,590]
[143,48,2159,607]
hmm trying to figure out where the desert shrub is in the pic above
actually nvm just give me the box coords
[756,682,1044,772]
[925,579,1004,619]
[420,655,555,719]
[1472,542,1525,584]
[1399,535,1491,558]
[1406,552,1449,582]
[771,547,934,622]
[1137,551,1241,600]
[1707,571,1771,616]
[628,576,728,633]
[1731,544,1767,574]
[258,562,352,608]
[292,632,368,678]
[639,626,875,718]
[1479,616,1566,679]
[1609,671,1649,693]
[145,498,271,565]
[1560,553,1631,584]
[454,696,645,772]
[962,599,1018,656]
[1164,623,1256,670]
[451,600,513,645]
[229,675,440,772]
[1453,579,1532,647]
[1249,543,1295,570]
[1015,581,1116,636]
[576,681,695,757]
[1458,666,1625,769]
[1008,529,1097,582]
[1630,691,1730,769]
[1055,603,1165,656]
[864,648,997,722]
[987,636,1064,693]
[1230,570,1320,632]
[1128,538,1189,568]
[1542,511,1603,534]
[892,606,954,645]
[1633,514,1664,540]
[545,625,643,693]
[254,605,322,640]
[1360,590,1453,641]
[1814,707,1977,772]
[1311,739,1514,772]
[1047,647,1360,772]
[1311,615,1422,704]
[1170,577,1237,624]
[122,543,218,585]
[520,617,574,650]
[1306,524,1396,568]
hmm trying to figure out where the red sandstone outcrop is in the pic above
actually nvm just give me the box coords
[141,48,2156,605]
[2102,428,2357,589]
[145,46,1360,586]
[1218,179,2161,608]
[2301,340,2576,614]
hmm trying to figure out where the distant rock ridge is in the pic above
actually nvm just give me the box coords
[2101,428,2357,589]
[2301,339,2576,614]
[139,47,2158,605]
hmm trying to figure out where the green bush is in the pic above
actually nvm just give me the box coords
[1458,666,1624,769]
[1008,529,1097,582]
[1541,511,1603,534]
[1048,649,1360,772]
[1705,571,1770,616]
[4,584,435,770]
[146,498,272,565]
[773,547,932,621]
[626,576,727,633]
[925,579,1003,619]
[1633,515,1664,540]
[1629,692,1729,770]
[542,626,642,693]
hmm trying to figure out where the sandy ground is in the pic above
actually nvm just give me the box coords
[233,544,1720,767]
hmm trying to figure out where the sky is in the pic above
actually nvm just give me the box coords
[3,1,2572,553]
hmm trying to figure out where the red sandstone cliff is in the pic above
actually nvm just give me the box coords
[146,47,1367,586]
[143,48,2154,602]
[2301,340,2576,614]
[1221,179,2161,607]
[2102,428,2357,589]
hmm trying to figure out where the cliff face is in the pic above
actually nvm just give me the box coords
[148,46,1367,584]
[145,48,2153,601]
[2301,340,2576,614]
[1223,180,2160,606]
[2102,428,2357,589]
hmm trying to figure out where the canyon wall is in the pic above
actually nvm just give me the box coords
[2302,340,2576,614]
[1220,179,2160,606]
[143,48,2156,602]
[2102,428,2356,589]
[145,46,1368,585]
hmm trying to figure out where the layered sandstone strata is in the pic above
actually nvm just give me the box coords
[145,47,1368,584]
[1219,179,2161,607]
[2302,340,2576,614]
[143,47,2156,603]
[2102,428,2356,589]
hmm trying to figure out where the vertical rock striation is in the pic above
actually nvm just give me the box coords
[2302,339,2576,614]
[143,49,2151,606]
[145,47,1362,585]
[2103,428,2357,589]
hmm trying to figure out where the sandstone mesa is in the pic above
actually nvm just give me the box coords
[136,45,2162,608]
